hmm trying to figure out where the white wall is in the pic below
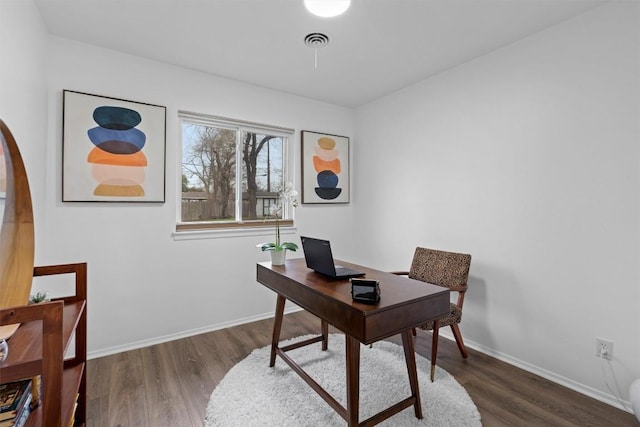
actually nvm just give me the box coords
[35,37,355,356]
[353,2,639,408]
[0,1,47,227]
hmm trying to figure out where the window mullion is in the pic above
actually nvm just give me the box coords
[235,130,243,221]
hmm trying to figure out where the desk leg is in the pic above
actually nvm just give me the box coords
[401,330,423,419]
[321,320,329,351]
[345,335,361,426]
[269,295,286,367]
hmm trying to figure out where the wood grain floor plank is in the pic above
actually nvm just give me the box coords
[86,311,637,426]
[107,350,150,427]
[140,344,194,426]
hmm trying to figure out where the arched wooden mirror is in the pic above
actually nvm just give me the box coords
[0,119,35,339]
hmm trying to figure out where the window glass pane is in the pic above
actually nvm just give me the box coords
[241,132,285,221]
[182,123,237,222]
[178,112,292,230]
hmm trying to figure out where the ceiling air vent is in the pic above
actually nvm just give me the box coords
[304,33,330,48]
[304,33,330,69]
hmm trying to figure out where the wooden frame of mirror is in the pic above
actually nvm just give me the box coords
[0,119,35,339]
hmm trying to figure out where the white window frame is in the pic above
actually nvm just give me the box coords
[175,111,296,239]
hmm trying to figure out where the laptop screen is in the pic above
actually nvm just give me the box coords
[300,236,336,276]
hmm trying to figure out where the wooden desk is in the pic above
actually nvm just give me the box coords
[256,258,449,427]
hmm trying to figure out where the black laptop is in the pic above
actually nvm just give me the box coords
[300,236,365,279]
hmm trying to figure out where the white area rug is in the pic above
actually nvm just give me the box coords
[205,334,481,426]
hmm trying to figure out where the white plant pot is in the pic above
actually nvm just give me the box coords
[270,250,287,266]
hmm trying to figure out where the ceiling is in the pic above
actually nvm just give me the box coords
[34,0,606,108]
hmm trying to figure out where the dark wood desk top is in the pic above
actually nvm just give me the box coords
[257,258,449,344]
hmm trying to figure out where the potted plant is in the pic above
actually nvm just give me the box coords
[257,183,299,265]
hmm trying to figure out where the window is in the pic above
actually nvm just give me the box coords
[177,111,294,231]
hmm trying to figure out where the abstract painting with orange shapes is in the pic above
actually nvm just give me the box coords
[62,90,166,202]
[301,130,350,204]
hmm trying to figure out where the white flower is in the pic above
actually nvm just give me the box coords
[280,182,299,207]
[269,203,282,216]
[257,182,299,252]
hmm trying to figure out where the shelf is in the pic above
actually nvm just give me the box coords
[0,262,87,427]
[24,363,85,427]
[0,302,85,384]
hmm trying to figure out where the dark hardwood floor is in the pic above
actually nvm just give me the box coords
[86,311,637,426]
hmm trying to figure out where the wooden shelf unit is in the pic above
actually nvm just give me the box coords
[0,262,87,427]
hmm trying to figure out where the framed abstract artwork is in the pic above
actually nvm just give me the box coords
[301,130,350,204]
[62,90,166,202]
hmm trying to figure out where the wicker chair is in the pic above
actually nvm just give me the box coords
[392,247,472,381]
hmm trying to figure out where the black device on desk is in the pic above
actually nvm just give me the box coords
[350,278,380,304]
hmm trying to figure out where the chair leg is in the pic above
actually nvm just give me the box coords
[430,320,440,382]
[450,324,469,359]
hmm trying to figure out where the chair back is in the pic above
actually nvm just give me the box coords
[408,247,471,289]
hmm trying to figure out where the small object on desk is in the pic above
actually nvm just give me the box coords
[350,278,380,304]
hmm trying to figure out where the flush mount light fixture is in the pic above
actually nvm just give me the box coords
[304,0,351,18]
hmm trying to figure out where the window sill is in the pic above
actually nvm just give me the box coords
[172,221,297,241]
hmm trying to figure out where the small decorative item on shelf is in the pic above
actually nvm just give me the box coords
[29,291,49,304]
[256,182,299,266]
[30,375,41,410]
[0,339,7,363]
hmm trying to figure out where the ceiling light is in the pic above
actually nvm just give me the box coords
[304,0,351,18]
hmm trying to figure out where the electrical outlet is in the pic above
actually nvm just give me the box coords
[596,338,613,360]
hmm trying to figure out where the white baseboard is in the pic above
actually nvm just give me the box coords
[438,330,634,415]
[87,306,303,360]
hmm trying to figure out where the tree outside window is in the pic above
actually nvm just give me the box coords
[179,114,291,228]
